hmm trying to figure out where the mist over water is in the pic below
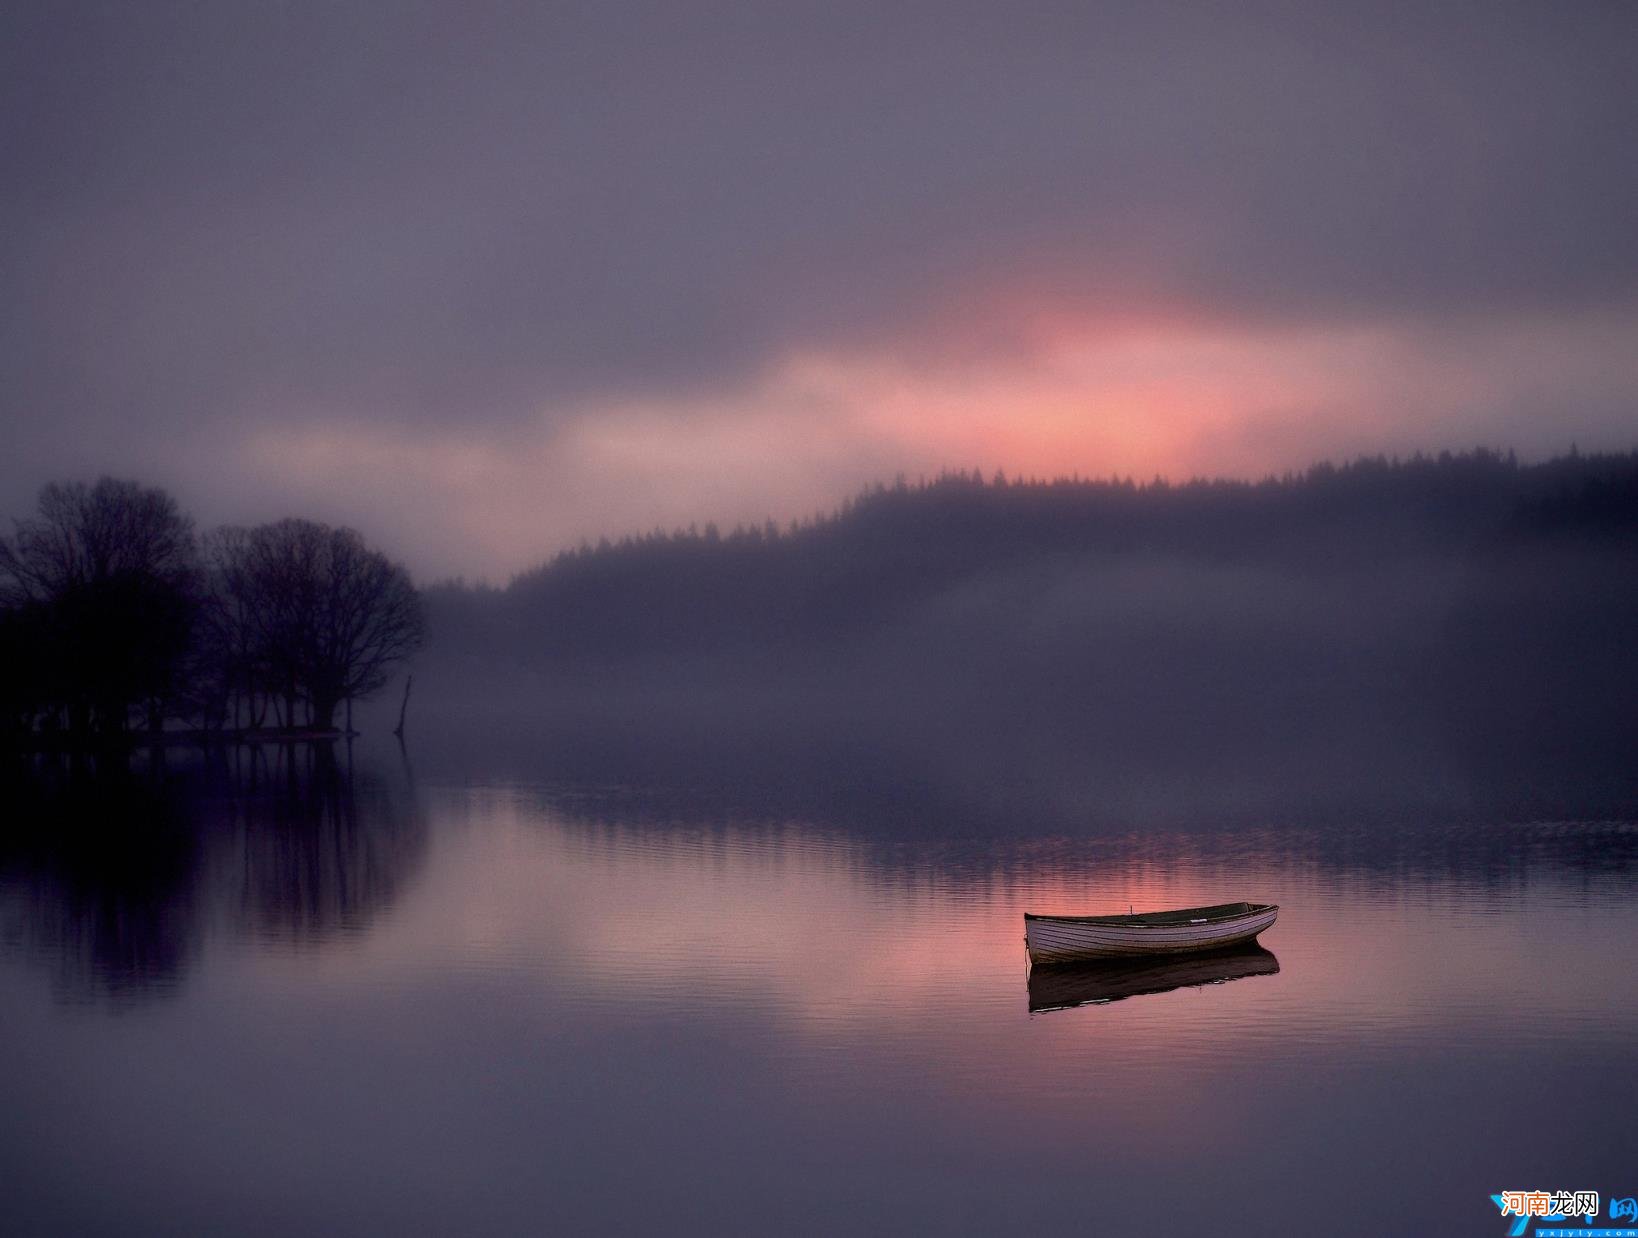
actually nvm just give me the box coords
[419,455,1638,826]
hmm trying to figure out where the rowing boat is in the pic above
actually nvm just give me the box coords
[1027,944,1280,1012]
[1024,901,1278,964]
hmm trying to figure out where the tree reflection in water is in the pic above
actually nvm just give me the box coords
[0,741,426,1004]
[214,742,426,947]
[0,754,201,1005]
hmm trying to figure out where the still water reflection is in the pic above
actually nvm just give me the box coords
[2,746,1635,1235]
[1026,945,1281,1013]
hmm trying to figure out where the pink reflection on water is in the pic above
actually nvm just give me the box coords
[342,792,1638,1117]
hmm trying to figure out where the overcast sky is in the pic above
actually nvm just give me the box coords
[4,1,1635,578]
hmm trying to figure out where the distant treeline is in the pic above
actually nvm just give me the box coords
[421,448,1638,813]
[428,447,1638,661]
[1,479,423,744]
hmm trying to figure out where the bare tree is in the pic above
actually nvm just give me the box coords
[0,479,197,604]
[0,478,200,736]
[208,520,423,732]
[196,527,269,731]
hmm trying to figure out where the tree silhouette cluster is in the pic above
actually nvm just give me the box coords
[203,521,424,732]
[1,480,423,743]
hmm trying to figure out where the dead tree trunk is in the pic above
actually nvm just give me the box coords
[392,673,413,740]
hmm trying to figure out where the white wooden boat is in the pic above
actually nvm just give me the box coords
[1024,901,1278,964]
[1027,944,1280,1012]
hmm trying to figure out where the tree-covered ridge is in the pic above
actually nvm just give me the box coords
[431,448,1638,663]
[523,447,1636,571]
[411,446,1637,817]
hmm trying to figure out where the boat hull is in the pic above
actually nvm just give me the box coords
[1024,902,1278,964]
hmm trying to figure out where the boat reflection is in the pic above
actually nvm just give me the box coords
[1027,944,1280,1013]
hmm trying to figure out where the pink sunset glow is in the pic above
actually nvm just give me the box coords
[5,3,1634,578]
[233,304,1638,579]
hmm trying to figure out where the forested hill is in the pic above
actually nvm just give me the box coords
[413,448,1637,818]
[427,448,1638,664]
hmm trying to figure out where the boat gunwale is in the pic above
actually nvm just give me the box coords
[1023,901,1277,927]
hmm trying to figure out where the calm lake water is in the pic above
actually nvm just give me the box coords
[3,741,1635,1236]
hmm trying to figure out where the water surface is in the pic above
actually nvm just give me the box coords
[2,745,1634,1235]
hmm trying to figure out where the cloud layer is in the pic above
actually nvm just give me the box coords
[4,1,1636,576]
